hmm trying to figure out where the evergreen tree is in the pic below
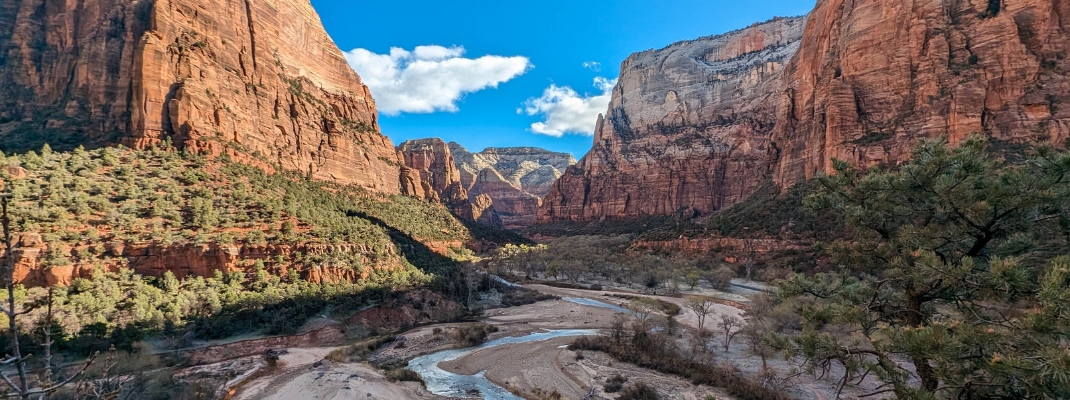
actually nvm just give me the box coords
[772,137,1070,398]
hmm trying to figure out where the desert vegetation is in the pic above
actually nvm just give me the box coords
[0,142,511,395]
[756,137,1070,398]
[511,137,1070,399]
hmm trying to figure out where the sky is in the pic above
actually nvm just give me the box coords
[311,0,816,158]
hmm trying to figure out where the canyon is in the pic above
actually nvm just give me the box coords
[396,138,575,229]
[540,0,1070,223]
[451,144,575,229]
[540,17,808,222]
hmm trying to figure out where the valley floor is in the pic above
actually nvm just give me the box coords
[195,280,882,400]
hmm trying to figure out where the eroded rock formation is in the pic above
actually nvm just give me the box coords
[397,138,494,222]
[772,0,1070,185]
[450,143,575,229]
[540,17,807,222]
[541,0,1070,224]
[0,0,401,192]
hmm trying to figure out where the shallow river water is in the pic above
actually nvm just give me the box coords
[561,297,630,313]
[407,329,599,399]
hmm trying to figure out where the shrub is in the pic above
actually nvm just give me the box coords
[569,335,789,400]
[618,383,659,400]
[500,288,557,307]
[451,323,499,346]
[384,368,425,386]
[604,374,628,393]
[705,266,736,291]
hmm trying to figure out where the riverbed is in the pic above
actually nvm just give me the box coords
[409,329,598,399]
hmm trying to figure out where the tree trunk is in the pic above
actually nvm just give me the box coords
[912,354,939,392]
[905,293,938,392]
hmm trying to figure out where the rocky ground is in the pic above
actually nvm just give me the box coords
[182,279,886,400]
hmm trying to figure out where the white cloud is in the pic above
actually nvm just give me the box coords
[344,45,531,115]
[522,77,616,137]
[582,61,602,72]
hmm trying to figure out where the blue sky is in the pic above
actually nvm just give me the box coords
[312,0,816,158]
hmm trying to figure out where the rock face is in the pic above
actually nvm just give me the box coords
[540,17,807,222]
[541,0,1070,224]
[772,0,1070,186]
[450,143,576,229]
[0,0,401,192]
[397,138,492,221]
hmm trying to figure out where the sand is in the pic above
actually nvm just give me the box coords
[231,348,437,400]
[440,335,730,400]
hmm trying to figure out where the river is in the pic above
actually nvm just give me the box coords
[407,329,599,399]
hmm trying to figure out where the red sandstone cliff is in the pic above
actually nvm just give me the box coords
[0,0,402,192]
[539,17,807,222]
[397,138,495,222]
[772,0,1070,185]
[540,0,1070,224]
[449,143,575,229]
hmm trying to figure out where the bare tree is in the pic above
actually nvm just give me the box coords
[628,302,656,336]
[740,227,757,281]
[75,347,129,400]
[684,296,716,333]
[716,314,743,352]
[741,323,773,371]
[0,194,97,399]
[462,262,483,308]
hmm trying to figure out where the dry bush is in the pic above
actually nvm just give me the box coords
[451,323,499,346]
[618,383,659,400]
[384,368,424,386]
[604,374,628,393]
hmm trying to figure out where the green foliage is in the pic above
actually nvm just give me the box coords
[0,143,526,353]
[771,136,1070,398]
[706,180,844,240]
[527,215,702,238]
[704,266,736,291]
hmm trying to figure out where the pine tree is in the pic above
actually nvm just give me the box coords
[772,136,1070,398]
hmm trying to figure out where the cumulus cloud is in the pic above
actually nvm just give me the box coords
[344,45,531,115]
[522,77,617,137]
[582,61,602,72]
